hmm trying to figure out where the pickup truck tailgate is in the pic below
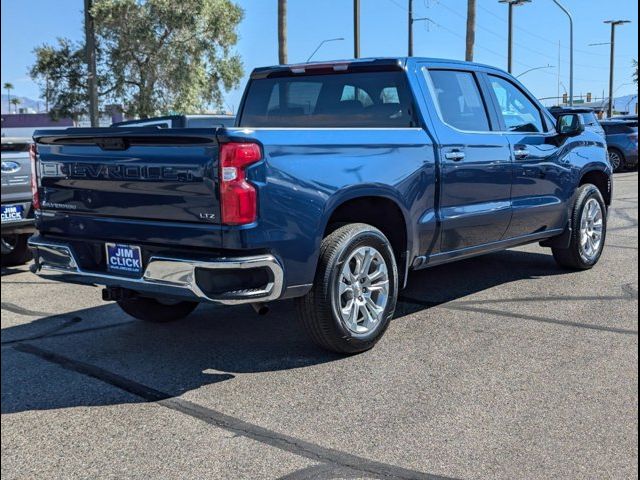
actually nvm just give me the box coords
[33,128,221,224]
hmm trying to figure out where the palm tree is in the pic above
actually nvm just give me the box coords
[278,0,287,64]
[10,97,21,114]
[634,59,638,85]
[465,0,476,62]
[3,82,14,113]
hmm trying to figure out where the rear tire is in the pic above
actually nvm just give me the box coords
[295,223,398,354]
[116,297,199,322]
[1,234,32,267]
[552,184,607,270]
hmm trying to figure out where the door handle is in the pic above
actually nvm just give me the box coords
[445,150,466,162]
[514,147,530,160]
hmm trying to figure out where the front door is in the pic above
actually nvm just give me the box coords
[484,74,566,238]
[423,68,513,252]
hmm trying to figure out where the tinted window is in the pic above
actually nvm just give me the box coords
[581,112,600,127]
[1,142,30,153]
[239,71,416,128]
[489,76,544,133]
[427,70,491,132]
[603,123,635,135]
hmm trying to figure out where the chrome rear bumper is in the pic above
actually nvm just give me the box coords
[28,236,284,305]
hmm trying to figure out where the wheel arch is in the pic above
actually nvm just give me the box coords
[579,168,613,206]
[321,190,413,288]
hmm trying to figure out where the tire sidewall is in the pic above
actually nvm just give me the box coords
[573,185,607,268]
[326,227,398,348]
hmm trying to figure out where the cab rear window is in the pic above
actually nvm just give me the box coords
[239,71,417,128]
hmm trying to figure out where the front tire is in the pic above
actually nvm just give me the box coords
[1,234,32,267]
[552,184,607,270]
[116,296,199,322]
[295,223,398,354]
[608,148,626,173]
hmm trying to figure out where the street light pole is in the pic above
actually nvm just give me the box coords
[516,65,555,79]
[604,20,631,118]
[552,1,574,106]
[354,0,360,58]
[408,0,414,56]
[499,0,531,74]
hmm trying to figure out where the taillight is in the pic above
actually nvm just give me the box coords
[29,143,40,210]
[219,143,261,225]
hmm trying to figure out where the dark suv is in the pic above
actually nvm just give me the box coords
[601,121,639,172]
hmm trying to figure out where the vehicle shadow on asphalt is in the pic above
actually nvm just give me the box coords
[2,250,566,415]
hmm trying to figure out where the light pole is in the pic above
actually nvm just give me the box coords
[498,0,531,74]
[516,65,555,79]
[354,0,360,58]
[307,38,345,62]
[604,20,631,118]
[552,0,574,106]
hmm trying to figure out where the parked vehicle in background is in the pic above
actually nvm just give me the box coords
[613,114,638,123]
[1,137,35,266]
[549,106,605,138]
[29,58,612,353]
[112,114,236,129]
[601,120,639,172]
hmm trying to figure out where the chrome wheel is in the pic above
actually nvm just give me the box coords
[336,246,390,336]
[579,198,604,262]
[609,150,623,171]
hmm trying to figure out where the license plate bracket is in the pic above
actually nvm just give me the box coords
[105,243,143,276]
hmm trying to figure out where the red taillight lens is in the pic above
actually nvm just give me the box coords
[219,143,261,225]
[29,143,40,210]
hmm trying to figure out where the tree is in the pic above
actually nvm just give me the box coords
[30,0,244,119]
[465,0,476,62]
[3,82,14,113]
[278,0,287,64]
[10,97,21,113]
[634,59,638,85]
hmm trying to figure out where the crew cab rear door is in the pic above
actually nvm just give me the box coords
[419,65,513,252]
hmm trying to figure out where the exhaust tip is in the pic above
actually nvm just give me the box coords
[251,303,270,316]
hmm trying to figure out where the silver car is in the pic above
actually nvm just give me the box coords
[1,137,35,266]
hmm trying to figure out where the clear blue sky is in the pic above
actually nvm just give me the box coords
[1,0,638,112]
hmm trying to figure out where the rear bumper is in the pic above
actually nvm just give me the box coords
[28,236,284,305]
[1,218,35,235]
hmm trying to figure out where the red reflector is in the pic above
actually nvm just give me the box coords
[29,143,40,210]
[219,143,261,225]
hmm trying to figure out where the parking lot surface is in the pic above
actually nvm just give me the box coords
[2,172,638,480]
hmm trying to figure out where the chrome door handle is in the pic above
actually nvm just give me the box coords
[514,148,530,160]
[445,151,465,161]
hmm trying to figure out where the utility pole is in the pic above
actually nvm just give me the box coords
[465,0,476,62]
[84,0,99,127]
[278,0,288,64]
[605,20,631,118]
[354,0,361,58]
[499,0,531,74]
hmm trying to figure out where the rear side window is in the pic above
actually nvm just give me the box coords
[1,142,30,153]
[489,75,545,133]
[603,123,635,134]
[239,71,417,128]
[427,70,491,132]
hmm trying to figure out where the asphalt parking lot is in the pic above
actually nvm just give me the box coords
[1,172,638,480]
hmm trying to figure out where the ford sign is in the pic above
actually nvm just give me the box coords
[1,161,21,174]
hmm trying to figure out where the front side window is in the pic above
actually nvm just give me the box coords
[427,69,491,132]
[489,75,544,133]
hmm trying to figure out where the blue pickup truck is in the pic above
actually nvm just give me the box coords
[29,58,611,353]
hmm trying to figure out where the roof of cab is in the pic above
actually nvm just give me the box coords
[250,57,507,79]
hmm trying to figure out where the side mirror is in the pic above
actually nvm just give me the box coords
[556,113,585,137]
